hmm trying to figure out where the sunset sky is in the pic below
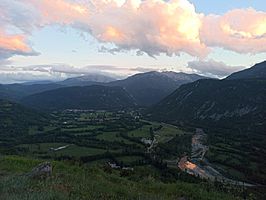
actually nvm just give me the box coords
[1,0,266,83]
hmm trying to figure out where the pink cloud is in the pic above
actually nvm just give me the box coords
[0,0,266,62]
[201,8,266,53]
[25,0,90,26]
[0,32,31,52]
[87,0,208,57]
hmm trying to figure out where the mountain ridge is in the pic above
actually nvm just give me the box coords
[0,71,207,106]
[108,71,207,106]
[226,61,266,80]
[60,73,116,86]
[21,85,137,111]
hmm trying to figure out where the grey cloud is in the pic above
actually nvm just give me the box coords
[0,64,129,83]
[188,60,245,78]
[0,63,164,83]
[130,67,158,73]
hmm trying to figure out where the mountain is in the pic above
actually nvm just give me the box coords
[21,80,55,85]
[109,71,207,106]
[0,99,48,136]
[21,85,137,111]
[162,71,205,83]
[0,83,64,101]
[149,61,266,184]
[0,72,205,105]
[0,74,116,101]
[150,61,266,128]
[60,74,116,86]
[150,79,266,130]
[226,61,266,80]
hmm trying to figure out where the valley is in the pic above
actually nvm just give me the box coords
[1,1,266,198]
[0,108,256,200]
[1,108,190,169]
[1,61,266,199]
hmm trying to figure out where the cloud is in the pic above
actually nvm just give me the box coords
[0,63,168,83]
[0,64,131,83]
[0,31,38,60]
[0,0,41,60]
[0,72,59,84]
[0,64,70,83]
[24,0,266,56]
[0,0,266,64]
[24,0,90,26]
[24,64,154,76]
[130,67,159,73]
[200,8,266,54]
[0,0,89,62]
[87,0,208,57]
[188,60,245,78]
[0,0,208,61]
[24,64,126,75]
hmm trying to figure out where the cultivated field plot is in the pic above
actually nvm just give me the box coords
[3,110,190,168]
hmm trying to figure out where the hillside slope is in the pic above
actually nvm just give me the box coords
[149,62,266,184]
[0,99,48,136]
[21,85,137,111]
[0,155,242,200]
[150,79,266,130]
[226,61,266,80]
[0,83,64,101]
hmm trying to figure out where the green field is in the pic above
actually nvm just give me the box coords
[155,123,186,143]
[116,155,144,165]
[97,132,134,144]
[127,125,152,138]
[61,125,104,132]
[17,143,107,158]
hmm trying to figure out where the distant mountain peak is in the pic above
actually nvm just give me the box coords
[108,71,207,106]
[69,74,116,82]
[60,73,116,86]
[161,71,206,82]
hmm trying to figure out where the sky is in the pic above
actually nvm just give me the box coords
[0,0,266,83]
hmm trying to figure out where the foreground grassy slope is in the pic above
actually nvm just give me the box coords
[0,156,241,200]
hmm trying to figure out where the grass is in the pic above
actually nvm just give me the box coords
[44,126,57,132]
[54,145,106,157]
[0,155,242,200]
[127,125,152,138]
[79,112,114,121]
[206,144,260,182]
[97,132,135,144]
[155,123,186,143]
[131,121,188,143]
[28,125,57,135]
[116,156,144,165]
[61,125,104,132]
[28,126,38,135]
[16,143,107,158]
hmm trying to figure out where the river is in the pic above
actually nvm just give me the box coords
[178,128,255,186]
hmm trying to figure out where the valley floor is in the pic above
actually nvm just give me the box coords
[1,109,264,199]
